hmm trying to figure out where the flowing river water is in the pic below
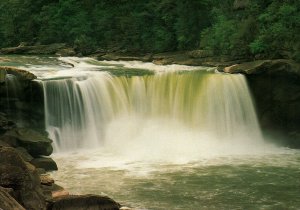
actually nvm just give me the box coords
[1,55,300,209]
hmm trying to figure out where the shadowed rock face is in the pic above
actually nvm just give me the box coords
[0,146,47,210]
[0,66,44,131]
[4,128,53,157]
[224,60,300,147]
[0,66,37,81]
[0,187,26,210]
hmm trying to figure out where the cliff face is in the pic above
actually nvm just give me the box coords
[0,66,44,130]
[224,60,300,147]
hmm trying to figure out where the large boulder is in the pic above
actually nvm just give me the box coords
[31,157,58,171]
[0,146,47,210]
[47,194,121,210]
[0,187,26,210]
[224,59,300,147]
[3,128,53,157]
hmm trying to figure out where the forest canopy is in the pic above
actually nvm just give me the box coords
[0,0,299,60]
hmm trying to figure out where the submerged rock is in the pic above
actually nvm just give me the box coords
[47,194,121,210]
[4,128,53,156]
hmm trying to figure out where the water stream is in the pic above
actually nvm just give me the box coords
[1,55,299,209]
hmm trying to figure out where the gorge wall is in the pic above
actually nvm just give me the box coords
[225,60,300,147]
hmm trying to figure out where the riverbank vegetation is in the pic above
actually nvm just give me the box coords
[0,0,299,60]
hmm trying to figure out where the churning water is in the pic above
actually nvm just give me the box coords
[2,56,299,209]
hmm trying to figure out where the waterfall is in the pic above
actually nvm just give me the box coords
[41,69,265,158]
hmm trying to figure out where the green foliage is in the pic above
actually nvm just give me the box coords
[0,0,298,60]
[249,39,266,54]
[200,0,299,59]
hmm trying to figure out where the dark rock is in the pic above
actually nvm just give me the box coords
[97,52,152,62]
[41,183,65,200]
[0,140,10,147]
[223,59,300,75]
[0,135,18,147]
[0,69,6,83]
[31,157,58,171]
[187,50,214,58]
[0,147,47,210]
[0,43,70,55]
[4,128,53,156]
[47,194,121,210]
[0,113,16,134]
[15,147,34,162]
[56,48,76,56]
[0,187,26,210]
[0,66,37,81]
[224,59,300,148]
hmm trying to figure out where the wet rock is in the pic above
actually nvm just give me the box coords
[0,187,26,210]
[52,190,70,198]
[0,66,37,81]
[4,128,53,156]
[40,174,55,186]
[41,183,65,200]
[47,194,121,210]
[31,157,58,171]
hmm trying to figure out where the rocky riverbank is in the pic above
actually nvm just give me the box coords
[0,114,121,210]
[0,66,122,210]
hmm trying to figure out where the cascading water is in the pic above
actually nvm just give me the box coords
[4,56,299,209]
[42,68,267,160]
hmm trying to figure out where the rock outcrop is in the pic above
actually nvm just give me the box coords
[0,66,37,81]
[0,66,122,210]
[0,43,75,56]
[4,128,53,156]
[224,59,300,147]
[0,146,47,210]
